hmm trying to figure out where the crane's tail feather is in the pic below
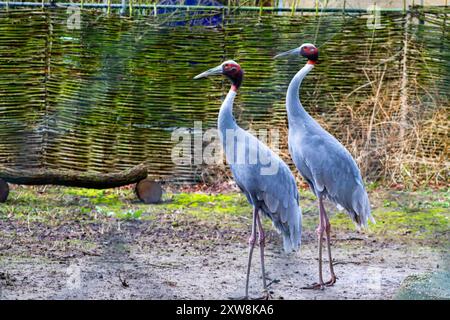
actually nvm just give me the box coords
[280,205,302,253]
[351,185,374,229]
[261,202,302,253]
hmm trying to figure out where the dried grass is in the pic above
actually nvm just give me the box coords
[198,62,448,189]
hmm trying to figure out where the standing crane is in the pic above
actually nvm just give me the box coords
[275,44,374,289]
[194,60,302,299]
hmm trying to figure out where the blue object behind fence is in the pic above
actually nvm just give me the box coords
[156,0,223,26]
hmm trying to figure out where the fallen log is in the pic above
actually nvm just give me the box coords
[0,178,8,203]
[0,163,148,189]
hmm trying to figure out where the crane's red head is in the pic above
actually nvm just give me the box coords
[274,43,319,64]
[222,61,243,90]
[194,60,244,91]
[300,44,319,64]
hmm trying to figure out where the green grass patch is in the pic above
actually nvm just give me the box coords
[0,186,448,245]
[330,206,449,242]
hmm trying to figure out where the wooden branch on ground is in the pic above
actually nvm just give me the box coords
[0,163,148,189]
[0,178,9,203]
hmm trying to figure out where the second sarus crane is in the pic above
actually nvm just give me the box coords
[275,44,375,289]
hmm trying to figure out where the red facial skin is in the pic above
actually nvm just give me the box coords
[223,62,241,76]
[223,63,244,92]
[301,45,319,64]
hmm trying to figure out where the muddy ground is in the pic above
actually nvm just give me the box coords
[0,185,448,299]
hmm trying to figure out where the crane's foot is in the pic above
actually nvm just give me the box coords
[301,282,325,290]
[266,278,280,288]
[325,275,337,287]
[253,289,272,300]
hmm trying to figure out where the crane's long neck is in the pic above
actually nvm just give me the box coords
[218,88,238,142]
[286,62,315,124]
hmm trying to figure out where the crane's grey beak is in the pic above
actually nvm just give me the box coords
[274,47,301,59]
[193,65,223,79]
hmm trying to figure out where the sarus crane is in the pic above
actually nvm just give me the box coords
[275,44,374,289]
[194,60,302,299]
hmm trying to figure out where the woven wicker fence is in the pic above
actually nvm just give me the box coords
[0,5,448,186]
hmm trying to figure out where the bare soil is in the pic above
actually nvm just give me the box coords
[0,216,446,300]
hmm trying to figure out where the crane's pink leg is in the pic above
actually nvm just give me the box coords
[230,206,258,300]
[243,206,258,299]
[324,204,337,286]
[302,230,325,289]
[318,196,337,286]
[256,211,271,300]
[303,195,331,290]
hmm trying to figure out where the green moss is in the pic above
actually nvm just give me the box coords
[329,206,449,243]
[161,192,252,228]
[395,271,450,300]
[325,188,449,244]
[1,186,448,246]
[366,181,380,192]
[301,189,317,201]
[65,188,105,198]
[383,200,399,208]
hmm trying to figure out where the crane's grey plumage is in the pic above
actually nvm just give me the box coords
[194,60,301,299]
[286,71,372,226]
[276,43,374,289]
[228,127,302,253]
